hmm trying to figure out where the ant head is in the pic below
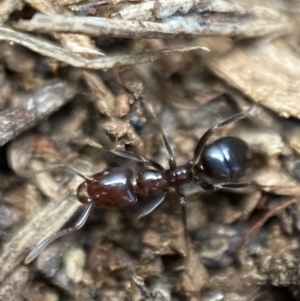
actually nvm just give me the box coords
[193,137,251,183]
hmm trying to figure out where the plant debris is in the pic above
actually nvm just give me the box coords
[0,1,300,301]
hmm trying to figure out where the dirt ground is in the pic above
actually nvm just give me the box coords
[1,1,300,301]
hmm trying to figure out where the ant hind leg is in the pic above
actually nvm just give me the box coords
[120,85,177,169]
[140,101,177,169]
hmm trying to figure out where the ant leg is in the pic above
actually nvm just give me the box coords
[135,193,166,220]
[24,201,94,264]
[136,191,189,255]
[119,85,176,169]
[213,181,251,190]
[67,166,93,181]
[116,150,165,171]
[192,107,254,164]
[177,192,189,256]
[212,182,288,191]
[82,138,164,171]
[141,100,176,169]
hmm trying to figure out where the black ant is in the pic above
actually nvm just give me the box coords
[24,98,253,264]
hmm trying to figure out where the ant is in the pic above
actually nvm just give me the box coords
[24,96,254,264]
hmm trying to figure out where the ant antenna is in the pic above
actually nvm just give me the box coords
[26,164,94,182]
[24,201,94,264]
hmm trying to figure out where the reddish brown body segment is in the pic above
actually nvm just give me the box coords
[77,168,137,209]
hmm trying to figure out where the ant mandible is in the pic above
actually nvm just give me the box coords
[25,97,253,264]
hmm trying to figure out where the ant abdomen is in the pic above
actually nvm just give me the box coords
[77,168,137,209]
[198,136,251,182]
